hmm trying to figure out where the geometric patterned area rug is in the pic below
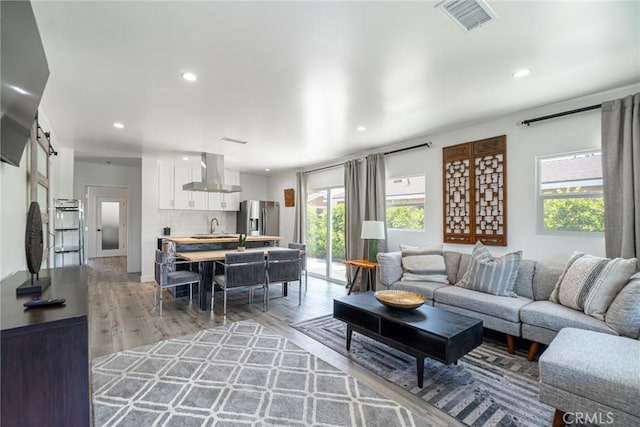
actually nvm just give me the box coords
[291,315,554,427]
[92,320,433,426]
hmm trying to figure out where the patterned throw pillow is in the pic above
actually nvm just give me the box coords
[163,240,176,272]
[399,244,448,284]
[550,253,638,320]
[456,241,522,297]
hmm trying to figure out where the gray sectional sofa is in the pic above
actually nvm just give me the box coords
[377,250,639,360]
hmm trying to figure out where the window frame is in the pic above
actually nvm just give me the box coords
[535,149,604,236]
[385,173,426,232]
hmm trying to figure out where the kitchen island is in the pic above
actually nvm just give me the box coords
[156,235,282,310]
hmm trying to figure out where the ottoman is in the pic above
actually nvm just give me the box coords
[538,328,640,427]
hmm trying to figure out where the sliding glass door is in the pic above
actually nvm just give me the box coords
[306,187,346,283]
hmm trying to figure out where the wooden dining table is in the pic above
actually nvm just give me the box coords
[176,246,300,310]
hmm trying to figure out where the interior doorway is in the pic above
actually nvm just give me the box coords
[87,186,128,259]
[96,197,127,257]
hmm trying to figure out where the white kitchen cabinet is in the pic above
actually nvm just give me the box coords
[174,165,209,210]
[208,169,240,211]
[158,162,175,209]
[190,167,208,210]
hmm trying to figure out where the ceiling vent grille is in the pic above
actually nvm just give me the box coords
[220,137,248,145]
[435,0,498,32]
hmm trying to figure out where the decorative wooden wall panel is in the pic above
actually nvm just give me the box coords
[443,135,507,246]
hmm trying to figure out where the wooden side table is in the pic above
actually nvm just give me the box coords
[344,259,378,295]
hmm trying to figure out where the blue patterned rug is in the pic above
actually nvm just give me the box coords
[92,320,433,426]
[291,314,553,427]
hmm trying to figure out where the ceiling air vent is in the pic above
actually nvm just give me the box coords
[220,137,248,145]
[435,0,498,32]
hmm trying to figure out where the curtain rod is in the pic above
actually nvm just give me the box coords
[518,104,601,126]
[384,141,432,155]
[305,141,433,174]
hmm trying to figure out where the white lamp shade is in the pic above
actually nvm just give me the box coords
[361,220,385,239]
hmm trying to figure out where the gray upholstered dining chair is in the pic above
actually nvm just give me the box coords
[213,251,267,316]
[267,249,302,307]
[288,242,307,292]
[154,249,200,315]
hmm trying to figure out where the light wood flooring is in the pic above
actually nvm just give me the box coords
[87,256,463,426]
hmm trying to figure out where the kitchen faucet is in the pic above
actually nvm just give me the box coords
[210,217,219,234]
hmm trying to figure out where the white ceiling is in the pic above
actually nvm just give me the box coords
[32,1,640,174]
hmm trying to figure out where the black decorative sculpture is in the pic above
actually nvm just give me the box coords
[17,201,51,295]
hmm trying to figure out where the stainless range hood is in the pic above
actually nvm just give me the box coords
[182,153,242,193]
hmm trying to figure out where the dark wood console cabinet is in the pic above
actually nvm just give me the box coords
[1,266,89,426]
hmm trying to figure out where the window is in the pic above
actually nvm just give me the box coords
[386,175,425,230]
[537,150,604,233]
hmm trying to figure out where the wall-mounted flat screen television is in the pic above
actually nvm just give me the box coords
[0,1,49,167]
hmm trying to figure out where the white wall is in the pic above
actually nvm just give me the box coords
[239,173,268,202]
[270,83,640,265]
[0,159,29,280]
[74,160,142,273]
[0,108,73,280]
[266,171,297,248]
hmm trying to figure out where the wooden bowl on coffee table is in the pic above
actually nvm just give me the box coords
[374,290,426,310]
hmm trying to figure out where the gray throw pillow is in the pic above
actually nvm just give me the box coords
[605,275,640,339]
[399,244,448,284]
[550,252,637,320]
[455,241,522,297]
[376,251,403,287]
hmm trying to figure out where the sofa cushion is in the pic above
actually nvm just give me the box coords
[520,301,618,336]
[532,262,563,301]
[443,251,462,286]
[399,244,448,283]
[391,281,448,300]
[376,251,403,287]
[513,259,536,299]
[434,285,532,322]
[456,254,472,283]
[539,327,640,417]
[550,252,637,320]
[456,242,522,297]
[606,274,640,339]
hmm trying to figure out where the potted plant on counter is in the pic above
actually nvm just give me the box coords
[238,233,247,252]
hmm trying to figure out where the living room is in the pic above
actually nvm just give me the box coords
[1,1,638,426]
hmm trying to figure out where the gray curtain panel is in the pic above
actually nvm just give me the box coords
[344,159,363,285]
[602,93,640,259]
[293,171,307,244]
[365,153,387,254]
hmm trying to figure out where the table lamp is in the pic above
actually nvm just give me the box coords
[361,220,385,262]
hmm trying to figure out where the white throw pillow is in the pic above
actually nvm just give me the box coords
[399,244,448,284]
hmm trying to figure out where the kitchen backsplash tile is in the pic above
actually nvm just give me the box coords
[158,210,236,236]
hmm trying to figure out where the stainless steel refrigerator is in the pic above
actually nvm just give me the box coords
[237,200,280,236]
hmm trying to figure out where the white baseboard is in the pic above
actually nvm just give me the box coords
[140,274,154,283]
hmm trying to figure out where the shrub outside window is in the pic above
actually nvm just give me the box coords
[537,150,604,234]
[386,175,425,230]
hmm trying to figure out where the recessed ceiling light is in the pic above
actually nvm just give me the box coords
[182,156,189,161]
[264,168,271,172]
[113,122,124,129]
[513,69,530,78]
[181,72,197,82]
[302,157,308,161]
[357,126,366,131]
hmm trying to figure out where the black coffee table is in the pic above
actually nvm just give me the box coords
[333,293,483,387]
